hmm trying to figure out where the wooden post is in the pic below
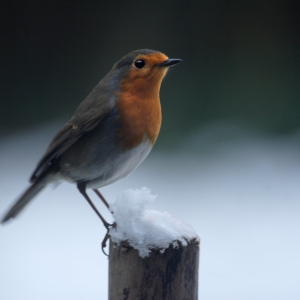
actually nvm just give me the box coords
[108,239,199,300]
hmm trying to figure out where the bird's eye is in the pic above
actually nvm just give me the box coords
[134,59,145,69]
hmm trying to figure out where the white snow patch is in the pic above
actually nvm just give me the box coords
[109,188,199,257]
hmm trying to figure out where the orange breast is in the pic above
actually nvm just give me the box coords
[117,71,164,150]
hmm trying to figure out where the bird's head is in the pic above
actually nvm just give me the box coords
[111,49,182,96]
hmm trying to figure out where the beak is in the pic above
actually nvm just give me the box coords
[159,58,182,67]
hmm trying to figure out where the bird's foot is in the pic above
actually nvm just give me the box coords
[101,222,116,256]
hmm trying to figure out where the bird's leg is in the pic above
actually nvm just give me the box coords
[77,182,112,229]
[93,189,116,255]
[77,183,115,255]
[93,189,110,210]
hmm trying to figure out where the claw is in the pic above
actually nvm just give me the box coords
[101,222,116,256]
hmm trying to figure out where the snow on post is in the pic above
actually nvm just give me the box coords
[108,188,200,300]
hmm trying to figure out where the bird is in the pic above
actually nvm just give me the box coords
[1,49,182,233]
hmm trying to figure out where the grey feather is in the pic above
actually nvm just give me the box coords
[1,178,47,223]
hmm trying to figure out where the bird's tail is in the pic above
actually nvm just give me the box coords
[1,178,47,223]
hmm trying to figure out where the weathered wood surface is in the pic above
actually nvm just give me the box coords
[108,239,199,300]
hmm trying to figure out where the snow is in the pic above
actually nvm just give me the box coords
[109,187,199,257]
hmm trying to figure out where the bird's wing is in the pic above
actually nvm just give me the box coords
[30,87,115,182]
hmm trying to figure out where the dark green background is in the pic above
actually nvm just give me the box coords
[1,1,300,146]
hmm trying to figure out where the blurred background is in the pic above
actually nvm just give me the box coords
[1,1,300,140]
[1,1,300,299]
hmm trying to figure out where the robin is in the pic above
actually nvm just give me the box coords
[1,49,182,234]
